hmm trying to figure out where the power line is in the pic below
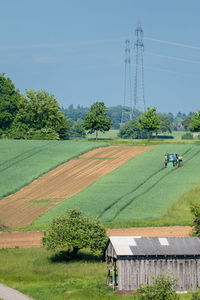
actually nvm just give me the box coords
[144,36,200,51]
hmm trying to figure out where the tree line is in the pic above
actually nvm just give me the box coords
[62,103,200,140]
[62,104,196,132]
[1,73,200,140]
[0,74,70,140]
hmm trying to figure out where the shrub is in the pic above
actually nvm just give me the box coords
[135,273,178,300]
[26,128,59,140]
[181,132,193,140]
[118,119,147,139]
[7,129,26,139]
[192,288,200,300]
[191,203,200,236]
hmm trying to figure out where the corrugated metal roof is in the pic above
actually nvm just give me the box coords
[109,236,200,256]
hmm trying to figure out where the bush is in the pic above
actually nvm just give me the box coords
[192,288,200,300]
[191,203,200,236]
[26,128,60,140]
[181,132,193,140]
[118,119,147,139]
[135,273,178,300]
[7,129,27,139]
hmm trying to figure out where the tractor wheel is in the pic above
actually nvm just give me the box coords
[176,163,180,168]
[164,162,167,168]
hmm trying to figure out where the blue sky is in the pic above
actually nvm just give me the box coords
[1,0,200,114]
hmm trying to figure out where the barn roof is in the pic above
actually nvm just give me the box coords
[108,236,200,256]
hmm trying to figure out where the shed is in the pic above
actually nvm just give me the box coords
[105,236,200,291]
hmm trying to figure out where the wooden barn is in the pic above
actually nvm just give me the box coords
[105,236,200,292]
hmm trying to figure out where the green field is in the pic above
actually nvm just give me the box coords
[87,129,119,139]
[34,144,200,226]
[1,141,200,299]
[0,139,107,200]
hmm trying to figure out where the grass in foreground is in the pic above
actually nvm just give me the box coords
[0,139,107,200]
[0,247,130,300]
[34,144,200,226]
[0,247,193,300]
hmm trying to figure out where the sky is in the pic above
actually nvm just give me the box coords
[1,0,200,114]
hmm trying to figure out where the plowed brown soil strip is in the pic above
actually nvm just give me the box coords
[106,226,193,237]
[0,226,192,248]
[0,145,153,228]
[0,231,43,248]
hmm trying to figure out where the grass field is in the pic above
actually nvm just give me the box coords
[0,247,193,300]
[87,129,119,139]
[0,139,107,200]
[34,144,200,227]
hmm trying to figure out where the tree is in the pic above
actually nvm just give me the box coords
[83,101,112,140]
[135,273,178,300]
[14,90,70,139]
[189,110,200,132]
[172,112,187,131]
[0,73,21,133]
[70,119,86,138]
[137,107,161,140]
[61,105,89,121]
[118,119,146,139]
[158,114,172,134]
[181,115,193,131]
[42,209,108,257]
[107,105,123,129]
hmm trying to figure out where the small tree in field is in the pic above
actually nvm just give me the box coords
[42,209,108,257]
[83,101,112,140]
[137,107,161,140]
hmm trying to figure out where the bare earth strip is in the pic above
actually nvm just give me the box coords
[0,226,192,248]
[0,145,153,228]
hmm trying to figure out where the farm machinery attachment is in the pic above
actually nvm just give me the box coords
[164,153,182,168]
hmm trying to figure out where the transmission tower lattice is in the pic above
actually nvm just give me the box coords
[134,19,146,112]
[121,39,133,125]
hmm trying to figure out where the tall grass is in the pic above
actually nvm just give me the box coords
[34,144,200,226]
[0,248,193,300]
[0,140,107,200]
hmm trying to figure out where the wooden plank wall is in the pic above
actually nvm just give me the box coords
[105,242,117,259]
[117,259,200,291]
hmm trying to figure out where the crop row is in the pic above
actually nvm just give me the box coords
[35,144,200,225]
[0,139,107,200]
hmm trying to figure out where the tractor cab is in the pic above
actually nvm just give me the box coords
[164,153,182,168]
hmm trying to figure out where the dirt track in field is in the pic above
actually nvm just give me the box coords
[0,226,192,248]
[0,145,153,228]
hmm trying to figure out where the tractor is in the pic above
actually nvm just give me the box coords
[164,153,182,168]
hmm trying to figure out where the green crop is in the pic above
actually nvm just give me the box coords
[0,139,107,200]
[35,144,200,225]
